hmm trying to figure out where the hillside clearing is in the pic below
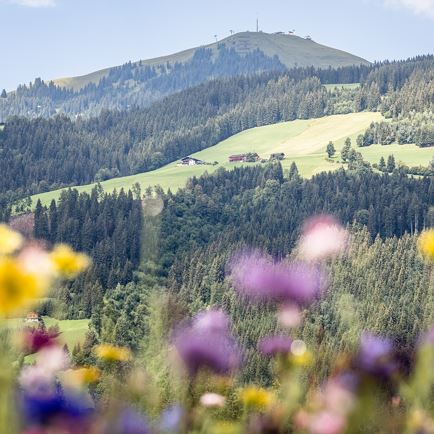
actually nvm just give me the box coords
[2,317,89,350]
[29,112,434,207]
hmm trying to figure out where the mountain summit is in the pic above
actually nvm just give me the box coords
[53,32,370,91]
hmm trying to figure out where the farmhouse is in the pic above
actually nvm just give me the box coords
[178,157,205,166]
[229,153,260,163]
[270,152,285,161]
[26,312,39,323]
[229,154,246,162]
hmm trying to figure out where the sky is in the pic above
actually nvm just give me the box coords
[1,0,433,91]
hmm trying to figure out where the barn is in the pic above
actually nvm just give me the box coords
[178,157,205,166]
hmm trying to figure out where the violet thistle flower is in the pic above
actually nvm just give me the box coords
[116,408,151,434]
[173,309,240,376]
[356,332,395,377]
[230,251,326,306]
[258,335,293,357]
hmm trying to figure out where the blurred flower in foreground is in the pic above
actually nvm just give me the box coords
[115,408,151,434]
[0,223,23,255]
[21,327,60,354]
[230,252,327,306]
[50,244,90,279]
[95,344,131,362]
[62,367,101,389]
[200,392,226,408]
[19,245,55,280]
[295,375,356,434]
[258,335,292,357]
[239,386,274,410]
[173,309,240,376]
[307,410,346,434]
[298,215,348,262]
[0,257,48,317]
[18,346,94,428]
[290,339,313,367]
[418,229,434,261]
[277,304,302,328]
[356,332,395,377]
[159,405,184,433]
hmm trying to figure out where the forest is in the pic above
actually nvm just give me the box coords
[0,55,433,206]
[26,165,434,379]
[0,17,433,431]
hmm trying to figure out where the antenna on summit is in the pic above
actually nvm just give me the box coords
[256,18,259,32]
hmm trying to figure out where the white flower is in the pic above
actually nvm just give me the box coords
[200,393,226,408]
[36,346,70,374]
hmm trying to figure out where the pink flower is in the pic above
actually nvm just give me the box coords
[36,346,70,374]
[18,244,55,278]
[200,393,226,408]
[277,304,302,328]
[298,215,348,262]
[21,327,60,354]
[308,410,346,434]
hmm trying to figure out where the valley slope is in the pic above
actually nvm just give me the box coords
[30,111,434,207]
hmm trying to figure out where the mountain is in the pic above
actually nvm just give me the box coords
[0,32,370,119]
[52,32,370,91]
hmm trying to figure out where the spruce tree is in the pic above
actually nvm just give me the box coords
[341,138,352,162]
[387,155,396,172]
[326,142,336,158]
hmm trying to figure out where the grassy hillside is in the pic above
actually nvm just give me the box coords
[1,317,89,350]
[29,111,416,207]
[52,32,370,91]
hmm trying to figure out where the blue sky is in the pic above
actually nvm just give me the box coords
[1,0,433,90]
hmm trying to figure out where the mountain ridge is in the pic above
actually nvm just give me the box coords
[52,31,370,91]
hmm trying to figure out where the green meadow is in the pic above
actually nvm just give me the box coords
[2,317,89,350]
[30,112,434,207]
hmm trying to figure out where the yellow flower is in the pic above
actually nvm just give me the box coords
[73,367,101,384]
[0,257,47,316]
[239,386,274,409]
[0,225,23,256]
[419,229,434,261]
[50,245,90,278]
[61,367,101,390]
[95,344,131,362]
[290,350,313,367]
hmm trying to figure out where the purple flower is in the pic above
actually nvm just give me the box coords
[116,408,151,434]
[357,332,395,377]
[22,327,60,354]
[20,384,94,427]
[174,310,240,376]
[258,335,293,357]
[230,251,326,306]
[419,325,434,346]
[159,405,184,432]
[193,309,229,332]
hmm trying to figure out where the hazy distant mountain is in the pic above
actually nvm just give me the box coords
[0,32,370,118]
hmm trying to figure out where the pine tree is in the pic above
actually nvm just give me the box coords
[326,141,336,158]
[0,89,6,98]
[288,162,300,180]
[379,156,386,171]
[387,155,396,172]
[341,138,352,162]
